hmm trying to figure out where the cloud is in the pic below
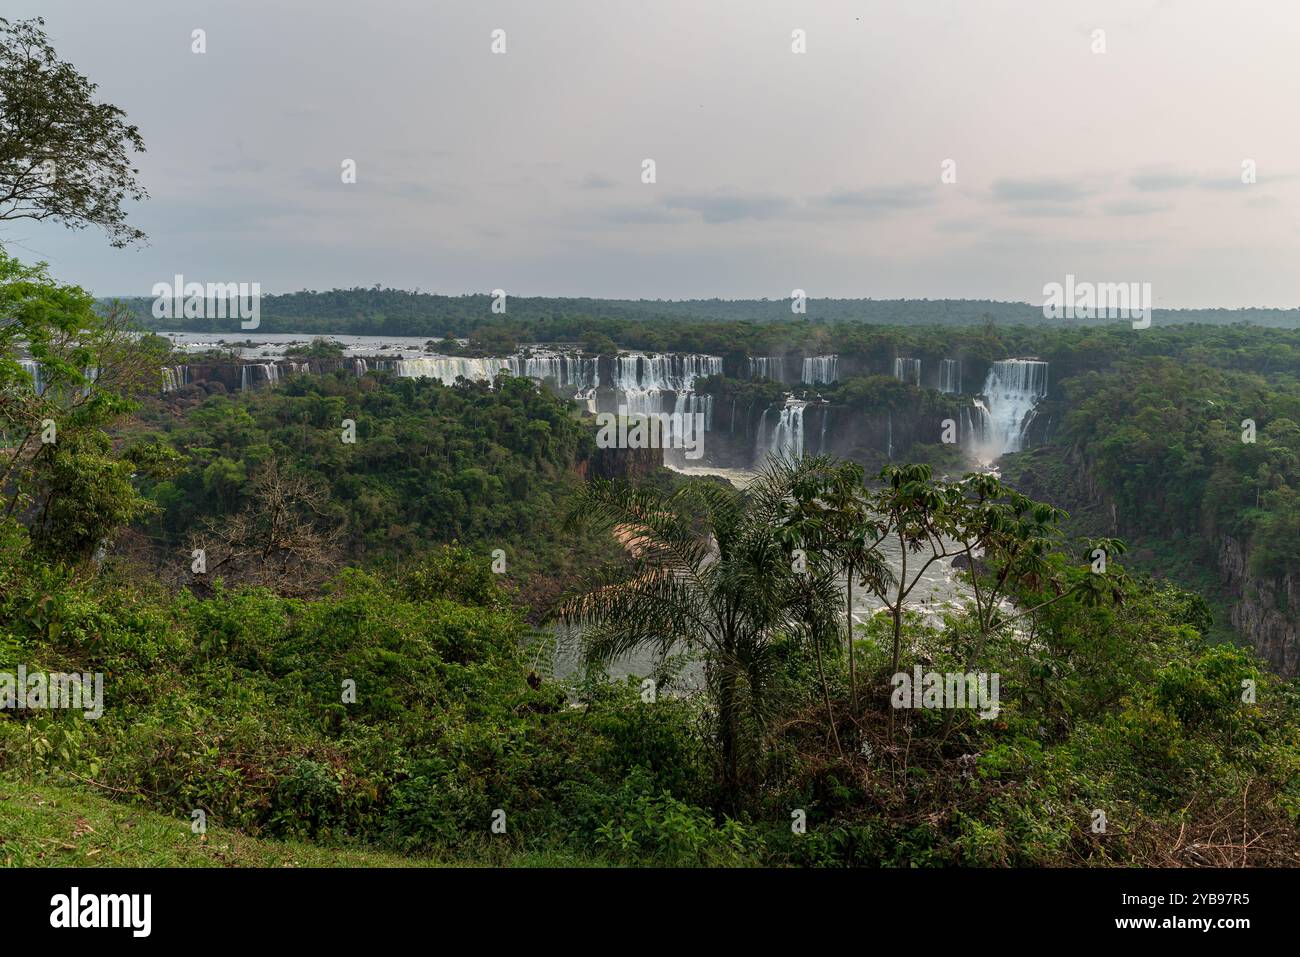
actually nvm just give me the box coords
[580,172,617,190]
[990,177,1093,204]
[818,184,934,214]
[1130,168,1197,192]
[1129,165,1297,192]
[659,191,793,223]
[603,204,687,224]
[1102,199,1171,216]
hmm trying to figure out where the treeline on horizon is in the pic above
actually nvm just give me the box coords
[112,287,1300,340]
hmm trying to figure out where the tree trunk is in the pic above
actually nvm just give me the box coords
[717,666,741,813]
[847,566,857,713]
[812,628,842,756]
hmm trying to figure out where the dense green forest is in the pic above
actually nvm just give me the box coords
[6,249,1300,866]
[123,370,625,612]
[116,288,1300,338]
[3,16,1299,871]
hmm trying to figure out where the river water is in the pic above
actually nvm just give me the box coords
[156,331,445,359]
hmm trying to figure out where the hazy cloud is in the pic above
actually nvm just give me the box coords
[660,191,794,223]
[990,178,1094,205]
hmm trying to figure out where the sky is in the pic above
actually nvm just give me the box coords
[5,0,1300,307]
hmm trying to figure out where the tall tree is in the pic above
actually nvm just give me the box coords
[0,16,147,247]
[556,459,840,811]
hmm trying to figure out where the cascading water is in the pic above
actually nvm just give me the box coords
[515,352,599,390]
[757,400,805,461]
[971,359,1049,460]
[893,357,922,386]
[610,354,721,393]
[19,359,45,394]
[938,359,962,394]
[391,356,513,384]
[801,355,838,384]
[748,356,785,382]
[161,365,189,393]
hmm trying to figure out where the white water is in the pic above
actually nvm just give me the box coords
[893,357,922,385]
[756,400,806,461]
[801,355,838,384]
[18,359,44,394]
[939,358,962,394]
[748,356,786,382]
[971,359,1049,459]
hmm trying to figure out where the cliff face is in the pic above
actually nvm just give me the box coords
[1219,536,1300,676]
[579,446,661,481]
[1054,448,1300,677]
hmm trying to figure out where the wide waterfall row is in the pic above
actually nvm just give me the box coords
[387,353,603,390]
[390,356,512,385]
[514,352,599,390]
[968,359,1050,458]
[893,357,922,386]
[938,359,961,394]
[237,362,312,390]
[801,356,838,384]
[611,353,721,392]
[756,400,806,461]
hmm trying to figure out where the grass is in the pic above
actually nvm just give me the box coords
[0,776,434,867]
[0,776,614,868]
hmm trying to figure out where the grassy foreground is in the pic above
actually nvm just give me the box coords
[0,776,434,867]
[0,776,616,868]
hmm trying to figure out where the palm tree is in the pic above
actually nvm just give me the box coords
[555,458,840,811]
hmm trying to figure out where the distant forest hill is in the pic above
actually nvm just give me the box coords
[110,288,1300,337]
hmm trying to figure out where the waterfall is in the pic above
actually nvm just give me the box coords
[610,353,722,393]
[893,357,921,386]
[392,356,513,384]
[749,356,785,382]
[19,359,45,394]
[801,355,838,384]
[818,405,829,454]
[757,400,805,461]
[971,359,1049,459]
[515,351,599,390]
[939,359,962,394]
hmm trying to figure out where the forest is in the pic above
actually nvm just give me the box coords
[4,244,1300,866]
[2,13,1299,874]
[116,287,1300,337]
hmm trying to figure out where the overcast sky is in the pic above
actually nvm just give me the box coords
[6,0,1299,307]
